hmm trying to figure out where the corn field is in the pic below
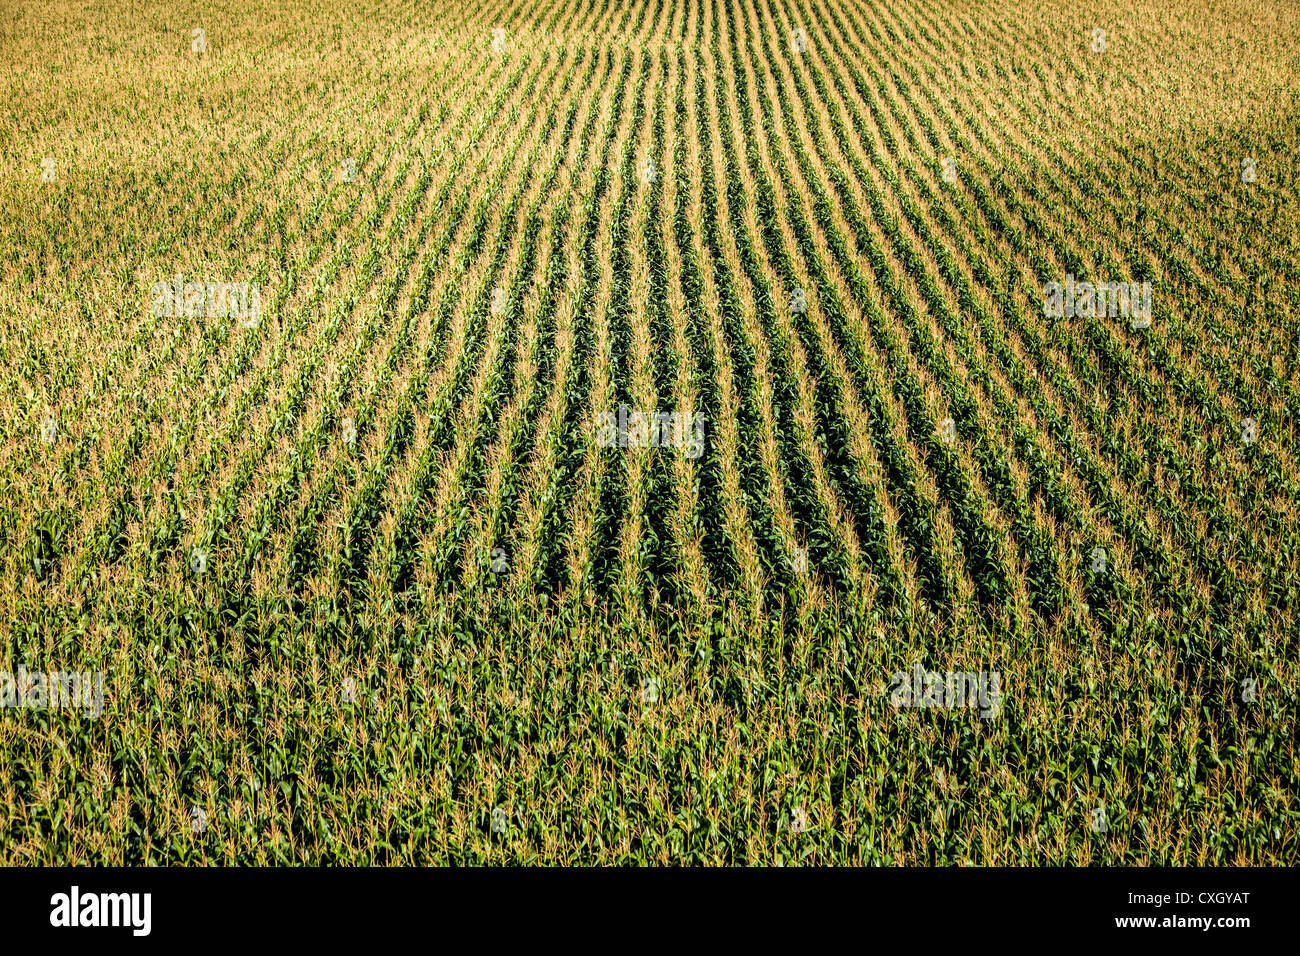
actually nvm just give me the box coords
[1,0,1297,865]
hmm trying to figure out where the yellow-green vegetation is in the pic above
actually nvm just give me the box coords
[0,0,1297,864]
